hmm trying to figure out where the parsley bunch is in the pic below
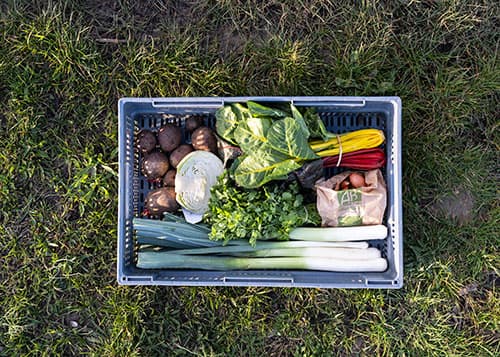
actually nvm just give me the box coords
[205,173,319,246]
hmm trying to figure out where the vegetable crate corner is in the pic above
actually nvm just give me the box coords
[118,96,403,288]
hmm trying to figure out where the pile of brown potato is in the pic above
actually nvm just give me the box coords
[135,116,218,215]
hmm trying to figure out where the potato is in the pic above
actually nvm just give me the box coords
[158,124,182,152]
[185,116,203,132]
[145,187,179,215]
[349,172,366,188]
[191,126,217,153]
[142,151,169,179]
[340,180,351,190]
[136,129,157,154]
[163,169,176,187]
[169,144,194,168]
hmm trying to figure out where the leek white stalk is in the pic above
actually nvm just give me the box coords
[251,241,369,249]
[159,246,380,259]
[230,247,381,259]
[289,225,387,241]
[137,252,388,272]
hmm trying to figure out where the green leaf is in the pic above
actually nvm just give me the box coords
[233,152,301,188]
[247,101,289,118]
[233,116,272,152]
[232,103,253,122]
[205,173,312,245]
[266,117,318,160]
[215,105,239,144]
[233,116,318,187]
[215,102,319,188]
[303,107,333,140]
[290,103,310,138]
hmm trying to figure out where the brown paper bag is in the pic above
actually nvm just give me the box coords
[315,169,387,227]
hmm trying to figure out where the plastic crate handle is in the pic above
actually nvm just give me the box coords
[152,98,365,108]
[292,99,366,107]
[152,99,224,109]
[222,275,294,284]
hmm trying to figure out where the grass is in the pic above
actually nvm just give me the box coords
[0,0,498,355]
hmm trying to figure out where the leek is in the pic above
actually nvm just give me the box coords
[133,217,388,272]
[227,247,381,259]
[289,225,387,241]
[134,218,377,249]
[153,241,370,252]
[136,252,388,272]
[154,246,380,259]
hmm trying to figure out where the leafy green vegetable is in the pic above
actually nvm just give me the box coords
[233,116,320,187]
[215,104,239,145]
[232,115,272,153]
[302,107,335,141]
[290,103,310,138]
[215,101,319,188]
[232,153,301,189]
[265,116,315,158]
[205,173,320,246]
[247,101,289,118]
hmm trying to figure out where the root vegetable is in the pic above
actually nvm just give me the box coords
[163,169,176,187]
[349,172,366,188]
[191,126,217,153]
[169,144,194,168]
[341,180,350,190]
[142,151,169,179]
[185,116,203,132]
[136,130,157,154]
[145,187,179,215]
[158,124,182,152]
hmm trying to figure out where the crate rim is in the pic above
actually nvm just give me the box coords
[118,95,402,108]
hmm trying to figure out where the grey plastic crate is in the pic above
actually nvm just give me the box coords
[118,96,403,288]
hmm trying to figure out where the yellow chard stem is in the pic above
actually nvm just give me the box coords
[309,128,385,157]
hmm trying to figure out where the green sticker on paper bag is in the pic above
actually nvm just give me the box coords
[337,189,362,206]
[337,189,362,226]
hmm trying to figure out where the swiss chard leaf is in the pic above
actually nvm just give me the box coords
[290,103,310,138]
[233,117,318,187]
[265,117,318,160]
[215,105,239,144]
[247,101,290,118]
[233,116,272,153]
[216,101,321,188]
[302,107,333,141]
[233,152,302,188]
